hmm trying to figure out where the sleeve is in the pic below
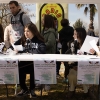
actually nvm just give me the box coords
[45,33,56,49]
[31,43,46,54]
[4,26,11,49]
[22,14,31,26]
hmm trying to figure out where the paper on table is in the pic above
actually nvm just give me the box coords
[80,35,99,53]
[89,40,99,53]
[12,44,23,51]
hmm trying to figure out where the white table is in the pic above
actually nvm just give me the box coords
[1,54,100,61]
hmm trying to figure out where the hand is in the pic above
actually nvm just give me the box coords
[89,48,95,54]
[97,52,100,57]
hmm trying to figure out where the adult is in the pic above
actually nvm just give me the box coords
[4,1,31,48]
[12,23,46,97]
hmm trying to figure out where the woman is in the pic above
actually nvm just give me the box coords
[66,28,96,100]
[41,14,56,90]
[13,23,46,97]
[0,24,4,42]
[41,14,56,54]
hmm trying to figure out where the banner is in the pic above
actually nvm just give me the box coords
[40,3,64,31]
[34,59,56,84]
[0,58,19,84]
[77,58,100,84]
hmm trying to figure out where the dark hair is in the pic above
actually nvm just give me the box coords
[9,0,19,6]
[0,24,4,42]
[75,28,86,47]
[61,18,69,27]
[43,14,55,29]
[21,23,44,46]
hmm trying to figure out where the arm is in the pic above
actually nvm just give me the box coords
[45,33,56,49]
[32,43,46,54]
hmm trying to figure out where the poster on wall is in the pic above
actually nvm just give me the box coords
[77,58,100,85]
[40,3,64,31]
[0,58,19,84]
[34,59,56,84]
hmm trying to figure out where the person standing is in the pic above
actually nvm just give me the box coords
[41,14,56,90]
[59,18,74,81]
[4,0,31,48]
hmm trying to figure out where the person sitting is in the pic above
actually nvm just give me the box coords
[66,28,96,100]
[11,23,46,97]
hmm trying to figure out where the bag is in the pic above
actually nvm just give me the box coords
[11,12,24,26]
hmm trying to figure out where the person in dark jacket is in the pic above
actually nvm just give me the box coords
[66,28,96,100]
[59,18,74,81]
[13,23,46,97]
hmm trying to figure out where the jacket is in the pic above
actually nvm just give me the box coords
[59,26,74,54]
[14,36,46,54]
[42,28,56,54]
[10,10,31,41]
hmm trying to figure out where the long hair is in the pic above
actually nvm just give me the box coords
[75,28,86,47]
[0,24,4,42]
[21,23,44,46]
[43,14,55,31]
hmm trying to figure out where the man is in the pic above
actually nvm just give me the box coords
[4,0,31,48]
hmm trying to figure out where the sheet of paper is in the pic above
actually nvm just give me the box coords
[89,40,99,53]
[80,35,99,53]
[12,44,23,51]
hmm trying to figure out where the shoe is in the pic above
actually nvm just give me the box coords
[30,90,37,98]
[16,89,29,97]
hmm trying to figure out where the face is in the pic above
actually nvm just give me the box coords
[24,28,34,39]
[9,3,20,15]
[73,30,77,40]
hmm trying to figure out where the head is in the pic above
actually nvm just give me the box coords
[9,1,20,15]
[24,23,44,41]
[61,18,69,27]
[42,14,55,29]
[74,28,86,47]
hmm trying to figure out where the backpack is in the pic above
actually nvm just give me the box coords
[11,12,24,26]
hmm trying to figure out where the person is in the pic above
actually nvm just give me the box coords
[11,23,46,97]
[41,14,56,90]
[5,1,31,47]
[53,16,61,77]
[0,24,4,42]
[41,14,56,54]
[59,18,74,81]
[87,24,95,37]
[66,28,96,100]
